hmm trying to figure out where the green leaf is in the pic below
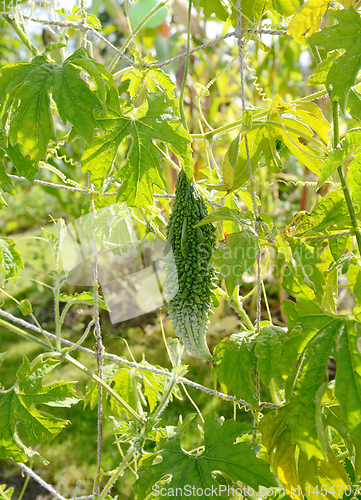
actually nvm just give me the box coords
[52,48,108,143]
[0,484,14,500]
[0,129,38,185]
[0,56,55,161]
[56,5,102,29]
[18,299,33,316]
[0,237,23,283]
[317,128,361,189]
[322,267,338,314]
[84,362,121,410]
[272,0,296,17]
[220,125,282,192]
[0,48,108,160]
[281,299,334,376]
[309,7,361,110]
[193,207,253,230]
[282,241,325,301]
[255,326,287,387]
[121,54,176,99]
[0,160,14,195]
[211,230,258,295]
[110,368,140,417]
[287,319,343,459]
[259,404,291,452]
[329,234,348,262]
[268,98,329,176]
[323,405,354,457]
[260,405,350,497]
[346,149,361,211]
[308,51,340,85]
[82,92,192,205]
[230,0,270,28]
[218,98,329,192]
[334,320,361,445]
[59,292,110,311]
[44,42,67,54]
[272,429,300,497]
[0,356,79,463]
[259,406,302,497]
[213,331,259,407]
[195,0,229,21]
[347,89,361,122]
[282,298,361,460]
[287,0,329,37]
[134,412,277,499]
[284,190,354,239]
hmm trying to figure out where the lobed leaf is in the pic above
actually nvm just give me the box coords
[82,92,192,206]
[309,7,361,110]
[0,356,79,463]
[134,412,277,499]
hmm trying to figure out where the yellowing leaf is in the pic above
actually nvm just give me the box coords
[273,429,301,498]
[287,0,329,37]
[298,450,349,499]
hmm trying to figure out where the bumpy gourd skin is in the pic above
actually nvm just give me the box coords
[164,169,216,361]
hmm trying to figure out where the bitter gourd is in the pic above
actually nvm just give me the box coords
[163,169,216,361]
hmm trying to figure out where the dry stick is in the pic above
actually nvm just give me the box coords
[0,309,277,408]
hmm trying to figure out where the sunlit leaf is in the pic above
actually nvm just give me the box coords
[211,230,258,295]
[0,237,23,283]
[82,92,192,206]
[213,331,259,407]
[0,48,109,160]
[0,356,78,463]
[288,0,329,37]
[134,412,277,499]
[309,7,361,110]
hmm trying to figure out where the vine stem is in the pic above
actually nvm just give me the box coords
[311,45,361,256]
[179,0,192,130]
[97,447,136,500]
[216,286,254,331]
[54,277,62,352]
[62,353,143,423]
[192,120,328,152]
[159,311,204,422]
[2,14,39,56]
[332,101,361,256]
[0,318,50,349]
[120,0,170,53]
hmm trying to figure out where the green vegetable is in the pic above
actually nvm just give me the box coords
[164,169,216,360]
